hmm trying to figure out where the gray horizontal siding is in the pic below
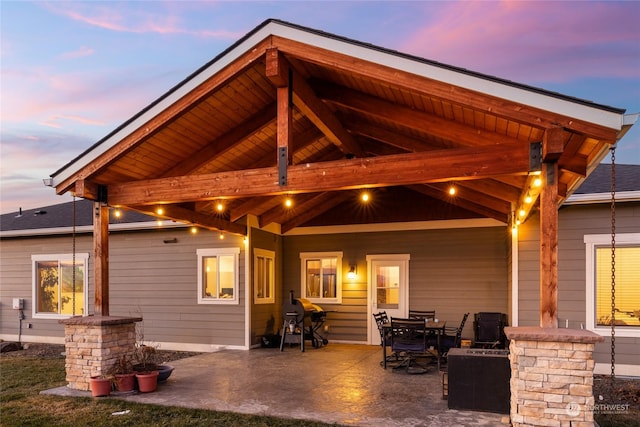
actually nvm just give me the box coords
[0,228,246,348]
[517,201,640,365]
[283,226,509,343]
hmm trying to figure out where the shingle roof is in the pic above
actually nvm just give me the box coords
[574,164,640,194]
[0,199,155,232]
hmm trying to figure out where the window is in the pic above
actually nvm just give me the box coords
[254,249,275,304]
[300,252,342,304]
[32,253,89,318]
[197,248,240,304]
[585,233,640,337]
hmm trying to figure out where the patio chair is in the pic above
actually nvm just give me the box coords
[373,311,400,368]
[390,317,430,374]
[408,309,436,321]
[473,312,507,348]
[439,312,469,357]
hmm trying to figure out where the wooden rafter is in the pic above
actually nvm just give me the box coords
[107,143,529,206]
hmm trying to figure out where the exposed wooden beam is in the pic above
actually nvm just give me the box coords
[93,202,109,316]
[265,49,363,157]
[108,143,529,206]
[230,196,283,222]
[542,127,566,162]
[131,204,246,235]
[316,82,526,148]
[429,182,511,215]
[280,192,351,233]
[409,184,507,223]
[55,38,272,195]
[274,36,620,141]
[456,179,521,204]
[540,162,559,328]
[162,104,276,177]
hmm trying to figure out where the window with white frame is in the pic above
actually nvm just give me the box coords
[254,248,275,304]
[300,252,342,304]
[32,253,89,318]
[197,248,240,304]
[585,233,640,337]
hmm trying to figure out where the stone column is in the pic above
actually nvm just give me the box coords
[505,327,604,427]
[59,316,142,391]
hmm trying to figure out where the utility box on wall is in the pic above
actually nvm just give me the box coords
[12,298,25,310]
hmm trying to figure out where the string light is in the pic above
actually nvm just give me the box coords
[156,207,164,216]
[361,191,370,203]
[190,226,198,234]
[448,185,456,196]
[284,197,293,208]
[216,202,224,212]
[113,209,122,219]
[219,232,225,240]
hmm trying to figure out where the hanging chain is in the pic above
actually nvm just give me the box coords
[72,194,77,317]
[610,148,616,380]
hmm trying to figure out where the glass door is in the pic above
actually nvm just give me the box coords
[367,254,409,345]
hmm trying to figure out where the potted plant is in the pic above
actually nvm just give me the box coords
[112,354,136,392]
[133,343,159,392]
[89,374,112,397]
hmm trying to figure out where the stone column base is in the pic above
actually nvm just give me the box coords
[59,316,142,391]
[505,327,604,427]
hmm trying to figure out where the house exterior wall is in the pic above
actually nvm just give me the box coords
[249,227,283,347]
[0,227,246,351]
[517,201,640,372]
[282,225,510,343]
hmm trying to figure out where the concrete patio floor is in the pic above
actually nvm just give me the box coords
[43,343,510,426]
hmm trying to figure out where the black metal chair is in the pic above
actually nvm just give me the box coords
[373,311,400,368]
[408,309,436,321]
[390,317,430,374]
[440,312,469,356]
[473,312,507,348]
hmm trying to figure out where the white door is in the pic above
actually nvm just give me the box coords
[367,254,410,345]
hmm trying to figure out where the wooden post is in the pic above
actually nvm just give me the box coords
[539,162,558,328]
[93,202,109,316]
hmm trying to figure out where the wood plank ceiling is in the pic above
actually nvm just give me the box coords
[55,21,621,236]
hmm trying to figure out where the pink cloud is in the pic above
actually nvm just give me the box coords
[403,1,640,83]
[60,46,95,59]
[44,2,241,39]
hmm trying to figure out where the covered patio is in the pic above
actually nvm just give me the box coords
[45,19,636,426]
[44,344,507,427]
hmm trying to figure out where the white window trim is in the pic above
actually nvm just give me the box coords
[300,251,343,304]
[585,233,640,338]
[197,247,240,305]
[254,248,275,304]
[31,253,89,319]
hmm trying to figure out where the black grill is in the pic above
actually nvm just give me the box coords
[280,292,328,351]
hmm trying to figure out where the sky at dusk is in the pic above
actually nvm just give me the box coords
[1,1,639,214]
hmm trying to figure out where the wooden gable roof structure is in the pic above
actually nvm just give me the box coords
[47,19,637,324]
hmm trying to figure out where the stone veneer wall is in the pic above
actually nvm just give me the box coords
[505,327,604,427]
[60,316,142,391]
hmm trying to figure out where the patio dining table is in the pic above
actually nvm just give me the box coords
[382,319,446,371]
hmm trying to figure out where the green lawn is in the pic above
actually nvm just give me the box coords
[0,356,337,427]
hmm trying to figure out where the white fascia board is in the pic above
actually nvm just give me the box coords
[269,23,625,130]
[565,191,640,205]
[0,221,187,238]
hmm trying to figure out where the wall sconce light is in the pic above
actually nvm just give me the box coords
[347,265,357,280]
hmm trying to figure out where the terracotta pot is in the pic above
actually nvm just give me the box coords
[135,371,159,393]
[115,373,136,392]
[90,376,112,397]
